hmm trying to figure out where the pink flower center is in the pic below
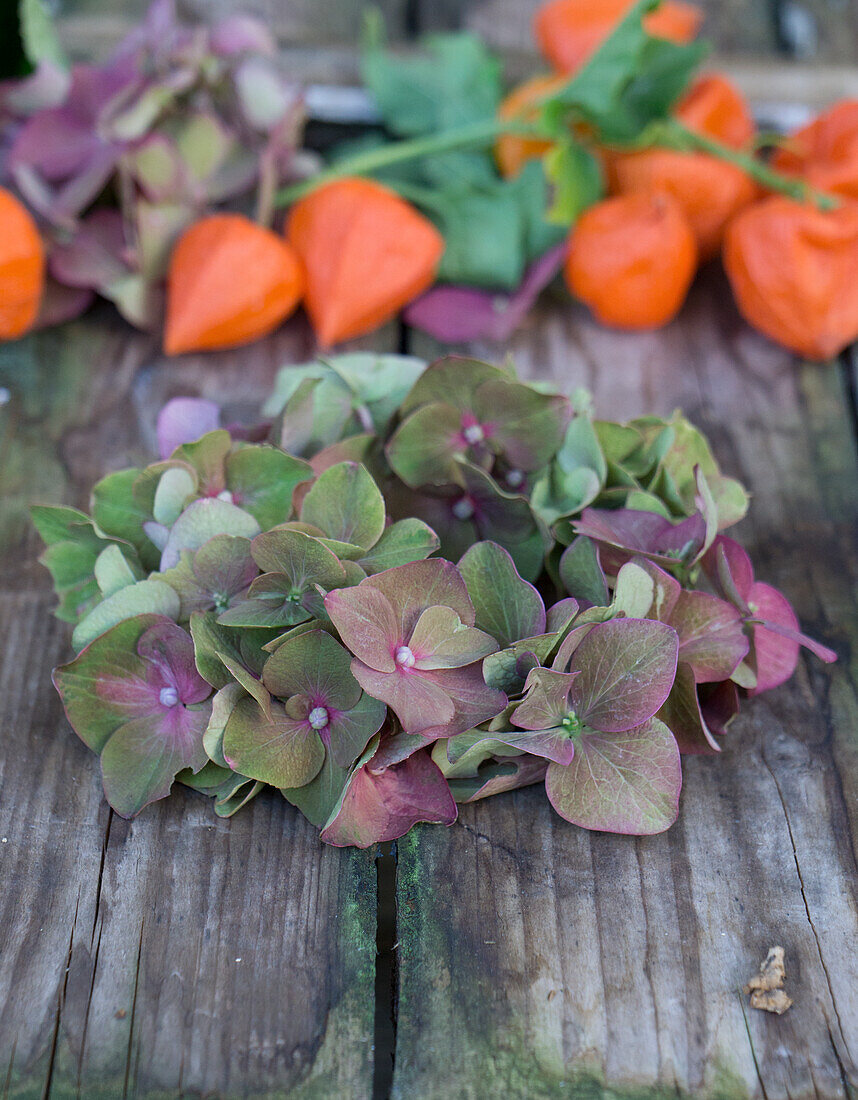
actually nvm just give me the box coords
[308,706,329,730]
[159,686,179,708]
[395,645,416,668]
[462,422,485,445]
[452,497,475,521]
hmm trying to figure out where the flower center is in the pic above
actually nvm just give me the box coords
[395,645,416,668]
[216,489,234,503]
[560,710,580,736]
[505,468,524,489]
[452,496,475,521]
[463,423,485,446]
[159,686,179,708]
[308,706,329,730]
[747,600,758,615]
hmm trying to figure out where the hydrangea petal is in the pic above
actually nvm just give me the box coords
[546,718,681,835]
[320,750,457,849]
[570,618,679,733]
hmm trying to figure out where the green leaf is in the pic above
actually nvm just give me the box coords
[358,518,440,574]
[94,544,142,598]
[71,579,180,651]
[160,499,261,570]
[543,140,603,225]
[458,541,545,648]
[190,612,245,691]
[19,0,66,72]
[222,695,325,790]
[282,751,351,827]
[152,467,197,526]
[31,505,93,546]
[226,445,313,529]
[432,186,528,290]
[559,536,609,606]
[551,0,657,119]
[362,30,502,137]
[598,37,708,145]
[91,468,159,566]
[300,462,386,551]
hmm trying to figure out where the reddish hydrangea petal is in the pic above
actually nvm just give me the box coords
[747,582,802,693]
[363,559,475,639]
[415,664,508,740]
[350,661,455,734]
[320,751,457,848]
[570,619,679,732]
[657,663,721,755]
[703,534,754,603]
[512,667,577,731]
[325,586,399,673]
[671,589,749,683]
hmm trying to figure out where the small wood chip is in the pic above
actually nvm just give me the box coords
[743,946,793,1014]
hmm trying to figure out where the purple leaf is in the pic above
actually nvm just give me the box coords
[48,209,130,290]
[33,280,94,329]
[403,244,566,343]
[545,718,681,835]
[574,508,708,574]
[157,397,222,459]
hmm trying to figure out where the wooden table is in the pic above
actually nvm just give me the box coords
[1,2,857,1097]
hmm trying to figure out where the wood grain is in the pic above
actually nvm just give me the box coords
[0,309,389,1099]
[395,269,858,1099]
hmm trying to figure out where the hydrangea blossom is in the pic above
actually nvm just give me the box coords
[38,353,836,846]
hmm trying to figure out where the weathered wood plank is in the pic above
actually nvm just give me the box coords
[395,270,858,1099]
[0,309,388,1098]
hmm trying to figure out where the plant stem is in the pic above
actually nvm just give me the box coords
[275,118,508,206]
[661,120,839,210]
[274,109,838,214]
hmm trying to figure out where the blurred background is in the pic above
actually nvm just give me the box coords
[48,0,858,122]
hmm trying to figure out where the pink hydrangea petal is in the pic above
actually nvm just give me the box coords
[156,397,222,459]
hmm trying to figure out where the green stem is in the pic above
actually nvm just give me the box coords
[274,103,838,214]
[660,120,839,210]
[275,117,508,206]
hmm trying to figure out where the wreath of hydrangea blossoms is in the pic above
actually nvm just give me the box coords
[34,355,837,847]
